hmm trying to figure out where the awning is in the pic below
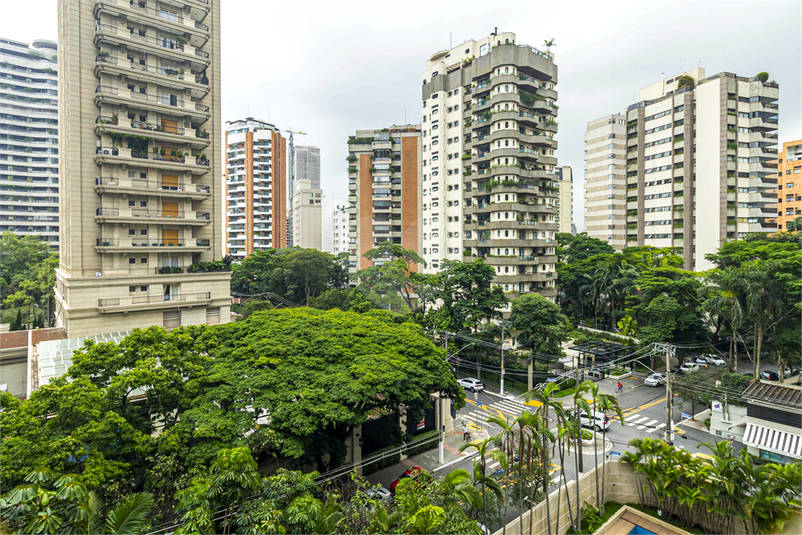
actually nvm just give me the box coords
[743,422,802,459]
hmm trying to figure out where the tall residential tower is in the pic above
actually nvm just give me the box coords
[421,32,559,299]
[583,114,627,249]
[0,38,59,247]
[346,126,421,274]
[625,69,778,270]
[225,118,287,258]
[55,0,229,337]
[776,140,802,231]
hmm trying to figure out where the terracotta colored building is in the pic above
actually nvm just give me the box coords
[776,140,802,231]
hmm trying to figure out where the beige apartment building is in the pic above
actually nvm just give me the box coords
[583,114,627,249]
[346,126,421,274]
[224,118,287,258]
[776,140,802,230]
[54,0,229,337]
[291,178,322,249]
[421,31,559,300]
[624,68,778,270]
[556,166,573,234]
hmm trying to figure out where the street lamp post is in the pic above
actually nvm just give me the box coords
[500,320,511,396]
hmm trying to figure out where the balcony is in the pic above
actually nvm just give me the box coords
[94,54,210,99]
[94,85,211,123]
[94,0,210,48]
[97,291,213,314]
[93,23,211,71]
[94,146,211,175]
[95,114,212,147]
[95,237,211,252]
[95,207,212,226]
[94,176,211,200]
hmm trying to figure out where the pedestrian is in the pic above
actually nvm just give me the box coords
[462,422,470,442]
[616,381,623,393]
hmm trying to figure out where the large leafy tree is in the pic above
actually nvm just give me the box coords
[555,232,614,264]
[510,293,570,359]
[0,232,57,327]
[205,308,464,471]
[356,243,434,317]
[426,259,507,332]
[282,249,342,305]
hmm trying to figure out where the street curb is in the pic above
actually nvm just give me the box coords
[432,450,479,474]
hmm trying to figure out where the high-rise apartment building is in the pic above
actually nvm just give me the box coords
[556,166,572,234]
[0,38,59,247]
[295,145,320,189]
[583,114,627,249]
[54,0,229,337]
[624,68,778,270]
[321,196,347,254]
[346,126,421,274]
[776,140,802,231]
[225,118,287,258]
[421,32,559,300]
[291,178,322,249]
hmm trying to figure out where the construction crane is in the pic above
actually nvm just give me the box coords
[279,128,307,247]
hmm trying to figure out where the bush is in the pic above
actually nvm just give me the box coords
[187,260,231,273]
[677,75,695,90]
[756,72,769,82]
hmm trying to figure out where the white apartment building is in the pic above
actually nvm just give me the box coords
[291,178,322,249]
[225,118,287,258]
[625,68,778,270]
[421,31,559,300]
[54,0,229,337]
[0,38,59,247]
[321,196,347,254]
[556,166,572,234]
[583,114,627,249]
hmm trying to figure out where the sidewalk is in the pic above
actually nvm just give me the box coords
[365,422,489,488]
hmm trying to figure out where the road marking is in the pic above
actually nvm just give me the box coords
[494,399,527,413]
[648,423,666,433]
[636,419,659,430]
[629,416,650,426]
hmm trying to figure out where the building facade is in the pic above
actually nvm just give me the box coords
[320,196,347,253]
[225,118,287,258]
[776,140,802,231]
[54,0,229,337]
[291,178,322,249]
[330,203,349,255]
[741,381,802,464]
[346,126,421,274]
[421,32,559,300]
[625,68,778,270]
[583,114,627,249]
[556,166,572,234]
[295,145,320,189]
[0,38,60,247]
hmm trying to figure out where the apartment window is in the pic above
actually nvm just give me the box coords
[129,258,136,264]
[129,286,136,293]
[787,183,794,188]
[140,257,147,263]
[141,286,147,292]
[129,229,136,235]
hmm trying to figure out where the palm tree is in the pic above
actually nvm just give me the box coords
[543,39,556,54]
[525,382,561,535]
[595,393,624,507]
[459,437,508,528]
[571,381,592,529]
[583,380,603,509]
[441,469,483,518]
[551,405,577,534]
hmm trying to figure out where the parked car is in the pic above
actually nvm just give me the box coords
[706,355,727,367]
[680,362,700,373]
[644,373,666,387]
[457,378,484,392]
[673,368,686,377]
[578,409,611,431]
[390,466,423,493]
[365,485,392,502]
[760,370,780,381]
[692,356,709,368]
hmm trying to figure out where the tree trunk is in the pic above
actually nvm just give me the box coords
[754,323,763,378]
[593,400,600,509]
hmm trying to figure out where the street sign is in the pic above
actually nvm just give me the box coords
[548,417,554,424]
[477,401,483,407]
[611,451,621,456]
[682,413,690,419]
[417,418,425,431]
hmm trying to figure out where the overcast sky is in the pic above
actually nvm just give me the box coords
[3,0,800,231]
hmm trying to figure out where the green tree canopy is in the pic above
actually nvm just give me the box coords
[510,293,570,358]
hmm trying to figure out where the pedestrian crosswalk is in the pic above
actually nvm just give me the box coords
[622,413,677,434]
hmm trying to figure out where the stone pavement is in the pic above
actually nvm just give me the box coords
[365,421,489,489]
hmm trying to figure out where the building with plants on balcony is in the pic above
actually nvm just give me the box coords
[346,126,421,274]
[54,0,229,337]
[775,139,802,231]
[624,68,778,270]
[421,31,559,301]
[0,38,59,248]
[224,117,287,258]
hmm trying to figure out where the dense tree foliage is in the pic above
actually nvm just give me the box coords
[0,232,57,328]
[510,293,570,359]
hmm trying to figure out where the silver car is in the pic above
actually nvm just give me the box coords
[457,378,484,392]
[644,373,666,387]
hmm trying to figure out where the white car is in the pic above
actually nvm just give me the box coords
[457,378,484,392]
[680,362,700,373]
[365,485,392,503]
[579,410,611,431]
[644,373,666,387]
[706,355,726,367]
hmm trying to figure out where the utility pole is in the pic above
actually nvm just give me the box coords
[575,361,583,472]
[656,342,677,445]
[499,320,511,396]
